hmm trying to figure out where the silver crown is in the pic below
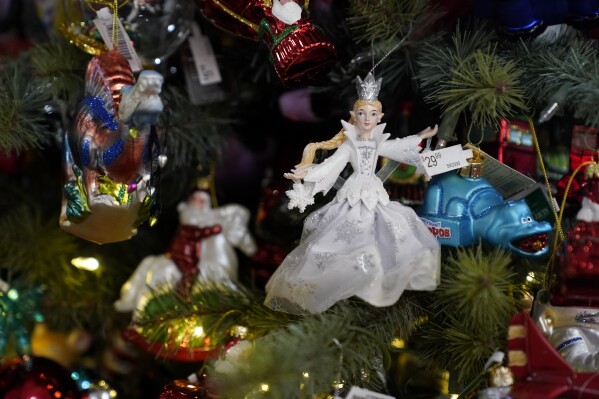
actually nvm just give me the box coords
[356,73,382,102]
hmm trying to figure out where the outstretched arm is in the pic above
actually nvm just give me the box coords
[418,124,438,139]
[378,124,438,169]
[285,143,351,212]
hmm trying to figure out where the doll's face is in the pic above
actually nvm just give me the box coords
[188,191,210,209]
[350,104,383,137]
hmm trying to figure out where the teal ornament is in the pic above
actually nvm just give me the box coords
[418,172,552,257]
[0,284,44,358]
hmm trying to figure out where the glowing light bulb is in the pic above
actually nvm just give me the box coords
[71,257,100,271]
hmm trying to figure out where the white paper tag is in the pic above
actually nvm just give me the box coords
[188,23,222,85]
[419,144,473,179]
[93,7,142,72]
[464,144,536,199]
[344,386,395,399]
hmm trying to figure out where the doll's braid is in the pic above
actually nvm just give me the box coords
[294,100,382,168]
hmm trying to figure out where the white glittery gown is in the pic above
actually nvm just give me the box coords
[264,121,441,314]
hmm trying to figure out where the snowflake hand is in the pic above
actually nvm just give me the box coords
[286,182,314,212]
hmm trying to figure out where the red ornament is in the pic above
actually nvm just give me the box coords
[122,327,219,362]
[551,220,599,307]
[160,379,214,399]
[0,356,81,399]
[196,0,335,86]
[552,169,599,306]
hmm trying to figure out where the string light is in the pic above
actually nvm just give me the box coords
[71,257,100,271]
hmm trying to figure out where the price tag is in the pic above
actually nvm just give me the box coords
[510,182,558,224]
[188,23,222,85]
[464,144,536,199]
[93,7,142,72]
[419,145,473,179]
[345,386,395,399]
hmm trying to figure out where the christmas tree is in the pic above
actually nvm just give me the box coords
[1,1,598,398]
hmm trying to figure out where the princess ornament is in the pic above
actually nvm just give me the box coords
[264,73,441,314]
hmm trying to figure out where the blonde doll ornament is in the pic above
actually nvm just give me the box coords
[264,73,441,314]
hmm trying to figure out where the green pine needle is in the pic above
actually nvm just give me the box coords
[436,245,515,330]
[421,319,497,383]
[520,39,599,128]
[29,36,89,106]
[0,63,53,154]
[209,308,390,398]
[432,48,528,130]
[0,205,115,330]
[418,245,523,384]
[348,0,432,45]
[135,283,426,397]
[158,88,231,169]
[419,28,494,95]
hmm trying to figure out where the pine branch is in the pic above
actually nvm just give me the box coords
[435,245,515,331]
[158,87,232,170]
[29,36,89,106]
[520,38,599,128]
[437,48,527,127]
[0,62,53,153]
[135,282,426,397]
[419,27,494,96]
[419,317,495,383]
[348,0,433,46]
[417,245,523,383]
[209,308,390,398]
[0,205,116,330]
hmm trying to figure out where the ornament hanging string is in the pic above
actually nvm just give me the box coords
[528,118,564,240]
[84,0,128,47]
[528,118,570,289]
[368,25,413,76]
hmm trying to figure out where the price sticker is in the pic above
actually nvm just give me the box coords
[188,23,222,86]
[464,144,536,199]
[93,7,142,72]
[420,144,473,179]
[344,386,395,399]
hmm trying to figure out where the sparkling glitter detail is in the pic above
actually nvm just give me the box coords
[103,139,125,166]
[81,96,118,131]
[81,139,90,167]
[314,252,336,271]
[355,252,375,273]
[358,143,376,175]
[287,182,315,212]
[356,73,382,102]
[335,220,362,244]
[387,221,408,244]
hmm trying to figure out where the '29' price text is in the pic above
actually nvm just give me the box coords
[422,152,442,168]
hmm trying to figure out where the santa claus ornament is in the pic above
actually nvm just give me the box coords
[196,0,336,86]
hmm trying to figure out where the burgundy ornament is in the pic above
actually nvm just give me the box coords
[160,380,209,399]
[196,0,335,86]
[122,328,219,362]
[0,356,81,399]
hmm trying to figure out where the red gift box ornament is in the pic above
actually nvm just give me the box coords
[196,0,336,86]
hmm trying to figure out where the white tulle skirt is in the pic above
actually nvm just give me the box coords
[264,199,441,314]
